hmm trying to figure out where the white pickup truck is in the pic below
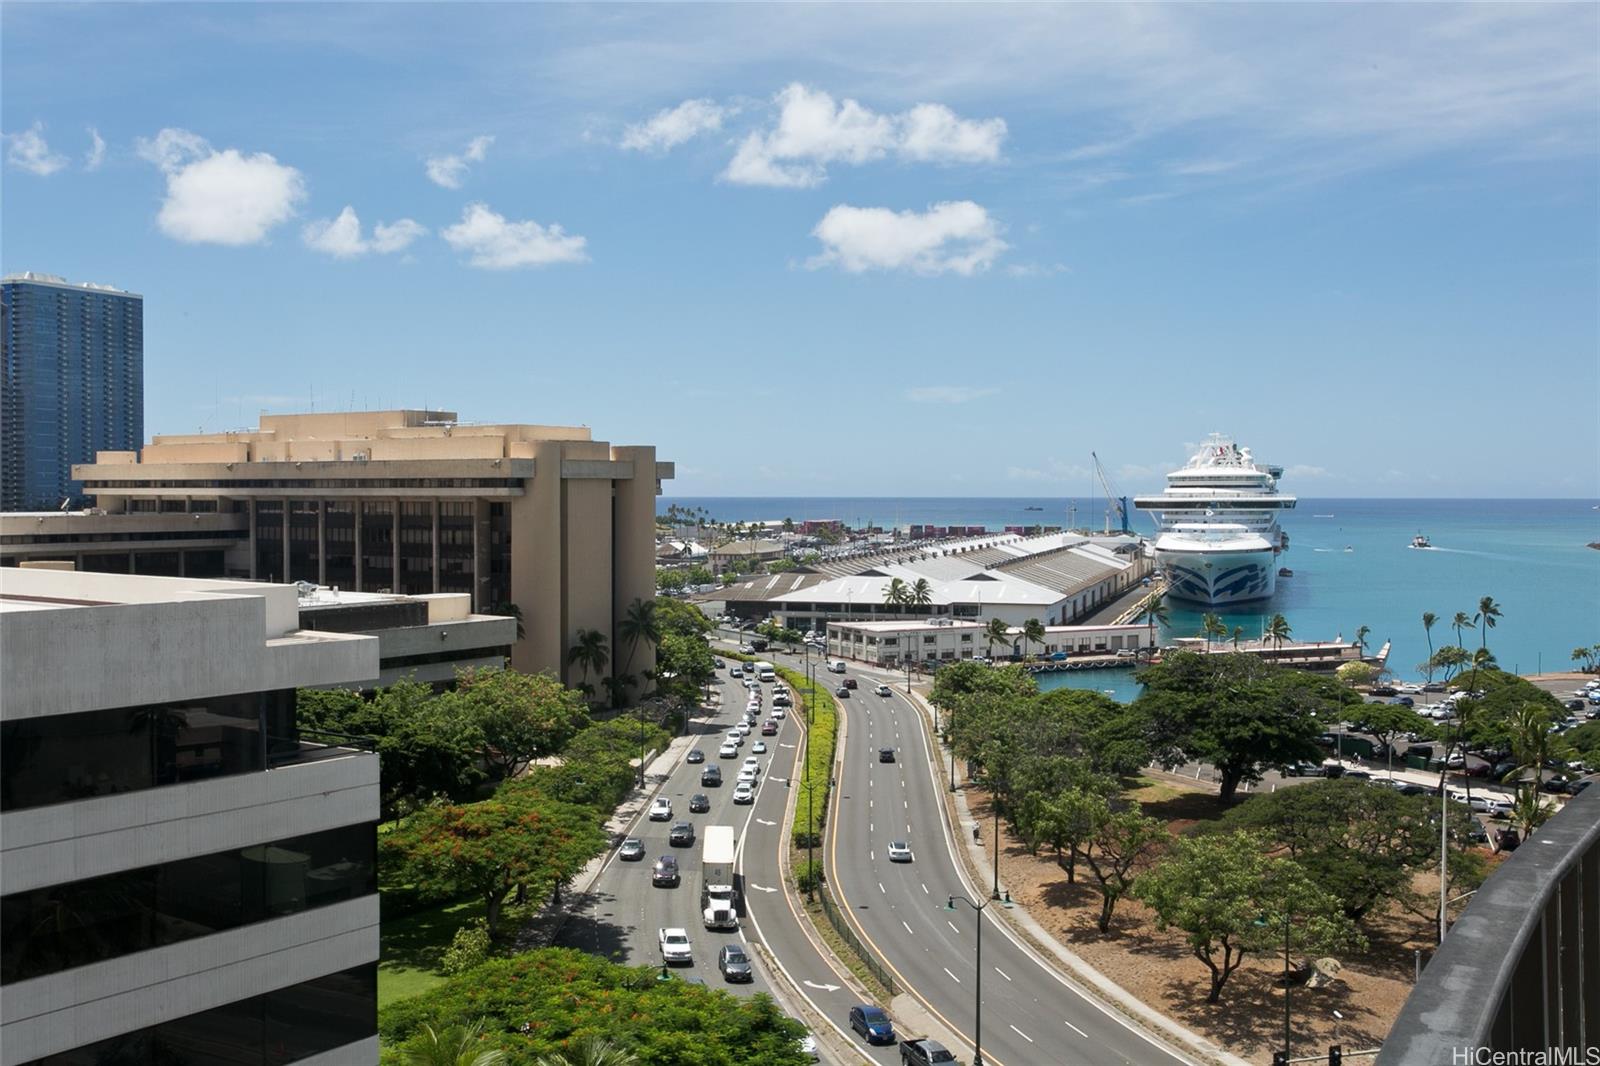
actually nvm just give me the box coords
[658,927,693,964]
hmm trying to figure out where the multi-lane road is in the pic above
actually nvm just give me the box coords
[557,632,1199,1065]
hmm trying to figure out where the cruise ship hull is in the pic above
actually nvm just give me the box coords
[1157,546,1277,605]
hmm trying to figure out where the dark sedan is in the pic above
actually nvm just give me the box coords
[688,793,711,813]
[718,943,754,982]
[686,749,705,764]
[669,821,695,846]
[652,856,679,887]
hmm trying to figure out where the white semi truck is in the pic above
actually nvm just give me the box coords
[700,825,739,930]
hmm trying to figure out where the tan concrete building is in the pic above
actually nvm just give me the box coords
[69,410,672,684]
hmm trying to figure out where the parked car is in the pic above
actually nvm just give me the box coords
[652,856,680,887]
[689,793,711,813]
[718,943,754,982]
[649,797,672,821]
[1494,827,1522,853]
[849,1005,896,1045]
[618,837,645,861]
[1282,761,1324,777]
[669,821,695,846]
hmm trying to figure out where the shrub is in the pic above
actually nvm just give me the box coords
[441,922,491,975]
[795,860,825,894]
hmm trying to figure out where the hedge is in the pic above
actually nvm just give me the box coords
[727,652,838,850]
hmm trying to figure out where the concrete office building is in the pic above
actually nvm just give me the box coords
[1,273,144,512]
[68,410,672,683]
[826,618,1155,666]
[0,569,382,1066]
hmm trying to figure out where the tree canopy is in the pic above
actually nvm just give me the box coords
[1133,652,1362,802]
[447,668,590,781]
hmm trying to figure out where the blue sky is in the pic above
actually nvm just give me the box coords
[3,3,1596,497]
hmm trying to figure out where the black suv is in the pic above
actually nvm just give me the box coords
[688,793,711,813]
[701,765,722,787]
[669,821,695,846]
[879,748,896,763]
[652,856,679,887]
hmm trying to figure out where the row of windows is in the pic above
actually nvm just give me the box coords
[20,963,376,1066]
[84,477,524,489]
[2,823,374,984]
[0,690,296,813]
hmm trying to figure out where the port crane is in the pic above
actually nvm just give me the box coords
[1090,452,1131,534]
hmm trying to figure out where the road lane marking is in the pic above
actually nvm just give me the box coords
[921,883,928,894]
[1065,1020,1088,1038]
[943,967,961,983]
[756,818,776,826]
[803,980,842,992]
[995,966,1012,981]
[879,882,886,894]
[947,920,960,933]
[1010,1025,1034,1043]
[902,920,914,935]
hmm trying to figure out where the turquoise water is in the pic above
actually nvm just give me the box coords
[665,496,1600,683]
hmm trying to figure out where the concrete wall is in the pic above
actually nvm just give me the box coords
[610,445,657,690]
[561,477,613,684]
[512,441,564,676]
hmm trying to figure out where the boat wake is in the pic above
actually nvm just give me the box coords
[1312,547,1335,552]
[1313,513,1335,518]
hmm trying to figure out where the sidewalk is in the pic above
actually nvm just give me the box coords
[900,684,1251,1066]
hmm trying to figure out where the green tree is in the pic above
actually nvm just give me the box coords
[1082,810,1169,933]
[1199,612,1223,649]
[882,577,908,610]
[567,628,610,699]
[487,602,526,641]
[1336,660,1379,688]
[1347,701,1428,758]
[1422,612,1438,682]
[1132,831,1363,1003]
[616,598,661,703]
[448,668,590,781]
[910,578,934,612]
[1451,611,1474,649]
[782,516,795,534]
[1266,613,1292,651]
[654,596,713,639]
[1428,645,1470,682]
[1143,592,1169,655]
[767,557,798,574]
[1022,618,1046,658]
[1231,626,1244,651]
[1135,652,1358,803]
[655,568,687,593]
[1035,786,1109,884]
[535,1037,641,1066]
[402,1019,506,1066]
[1476,595,1502,650]
[1572,646,1598,673]
[1353,625,1371,653]
[984,616,1012,658]
[381,795,604,938]
[654,630,716,706]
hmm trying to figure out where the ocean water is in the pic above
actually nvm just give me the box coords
[664,496,1600,683]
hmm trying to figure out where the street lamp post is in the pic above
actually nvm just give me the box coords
[945,894,988,1066]
[992,798,1002,899]
[638,701,646,788]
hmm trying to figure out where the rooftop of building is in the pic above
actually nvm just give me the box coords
[2,271,140,297]
[828,618,987,632]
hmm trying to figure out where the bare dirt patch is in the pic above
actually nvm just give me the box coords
[970,775,1458,1064]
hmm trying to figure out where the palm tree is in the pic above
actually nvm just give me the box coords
[1422,612,1438,682]
[910,578,933,614]
[1199,612,1223,649]
[1266,613,1292,651]
[1143,592,1169,656]
[567,628,609,699]
[1022,618,1046,659]
[403,1020,505,1066]
[1232,626,1244,651]
[534,1037,640,1066]
[984,616,1012,658]
[882,577,908,612]
[1476,595,1502,650]
[1353,625,1371,653]
[1451,611,1473,649]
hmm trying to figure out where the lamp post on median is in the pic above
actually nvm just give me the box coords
[945,894,988,1066]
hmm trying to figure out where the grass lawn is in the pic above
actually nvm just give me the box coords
[378,896,485,1008]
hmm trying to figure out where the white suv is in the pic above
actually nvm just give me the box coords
[649,797,672,821]
[658,927,693,964]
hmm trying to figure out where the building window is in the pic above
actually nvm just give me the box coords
[960,634,972,643]
[1,823,375,984]
[17,963,377,1066]
[0,689,294,813]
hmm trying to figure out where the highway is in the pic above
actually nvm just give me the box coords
[747,636,1196,1066]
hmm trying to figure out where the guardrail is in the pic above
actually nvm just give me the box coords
[818,887,897,996]
[1377,785,1600,1065]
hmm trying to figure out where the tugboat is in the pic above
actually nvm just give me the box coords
[1410,533,1433,550]
[1277,567,1293,577]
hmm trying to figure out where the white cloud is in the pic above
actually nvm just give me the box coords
[1286,464,1330,479]
[808,201,1008,276]
[84,127,106,171]
[722,83,1005,187]
[6,122,69,176]
[136,128,305,245]
[302,206,427,259]
[906,386,999,404]
[1169,157,1240,176]
[425,135,494,189]
[440,202,588,269]
[621,99,729,151]
[1005,262,1069,278]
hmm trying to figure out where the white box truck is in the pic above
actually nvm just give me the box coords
[701,825,739,930]
[754,661,776,682]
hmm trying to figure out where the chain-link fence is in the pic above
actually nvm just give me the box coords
[818,887,897,996]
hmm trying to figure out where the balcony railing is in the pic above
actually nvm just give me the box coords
[1377,785,1599,1065]
[267,728,377,768]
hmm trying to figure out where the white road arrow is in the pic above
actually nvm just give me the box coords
[779,743,797,749]
[748,883,780,893]
[803,980,842,992]
[755,818,777,826]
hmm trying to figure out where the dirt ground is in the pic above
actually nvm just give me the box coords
[967,774,1484,1065]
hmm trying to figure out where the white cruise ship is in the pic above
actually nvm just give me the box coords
[1133,435,1296,605]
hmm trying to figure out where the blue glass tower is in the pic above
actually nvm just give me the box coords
[2,272,143,511]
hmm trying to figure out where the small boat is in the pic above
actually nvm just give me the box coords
[1410,533,1433,550]
[1313,513,1335,518]
[1024,506,1043,511]
[1277,567,1293,577]
[1343,545,1354,552]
